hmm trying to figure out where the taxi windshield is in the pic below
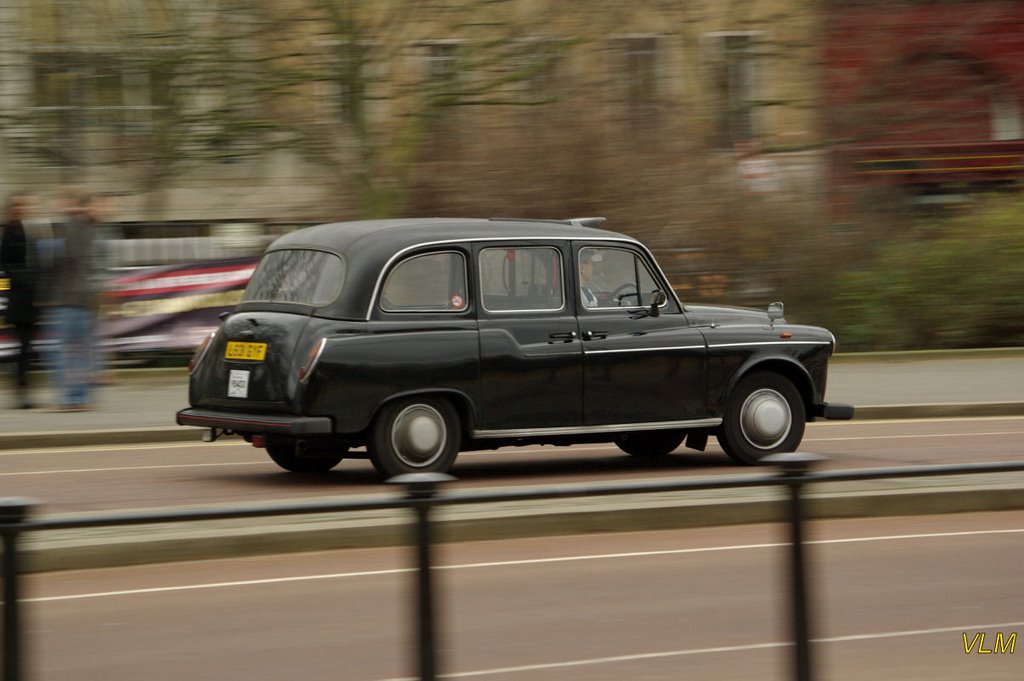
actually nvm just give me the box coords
[242,249,345,306]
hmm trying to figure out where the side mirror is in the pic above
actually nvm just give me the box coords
[767,301,784,323]
[650,290,667,318]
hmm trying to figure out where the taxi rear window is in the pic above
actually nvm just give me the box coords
[242,249,344,306]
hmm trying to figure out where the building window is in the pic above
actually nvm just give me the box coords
[22,51,172,164]
[621,37,659,104]
[515,39,567,103]
[316,40,384,125]
[990,86,1022,141]
[33,55,171,130]
[610,36,661,128]
[415,41,463,148]
[707,32,765,147]
[421,42,460,89]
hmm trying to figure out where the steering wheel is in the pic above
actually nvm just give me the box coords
[611,283,639,306]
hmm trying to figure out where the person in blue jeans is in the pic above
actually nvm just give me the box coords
[48,190,104,411]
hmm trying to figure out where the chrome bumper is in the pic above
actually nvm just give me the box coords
[176,408,333,435]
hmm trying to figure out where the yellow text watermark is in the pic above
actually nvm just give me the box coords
[963,632,1016,654]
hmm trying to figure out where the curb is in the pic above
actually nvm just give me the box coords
[1,427,202,450]
[20,476,1024,573]
[853,402,1024,420]
[831,347,1024,363]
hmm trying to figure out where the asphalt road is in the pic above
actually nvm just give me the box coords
[25,511,1024,681]
[5,417,1024,516]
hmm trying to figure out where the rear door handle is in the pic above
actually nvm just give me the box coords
[548,331,578,343]
[583,330,607,341]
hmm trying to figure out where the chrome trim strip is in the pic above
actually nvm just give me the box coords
[584,344,706,355]
[299,337,328,384]
[482,306,568,314]
[708,341,831,349]
[189,330,217,376]
[472,417,721,439]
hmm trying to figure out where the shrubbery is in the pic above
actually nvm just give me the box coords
[829,197,1024,351]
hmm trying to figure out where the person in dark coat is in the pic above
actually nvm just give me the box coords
[0,193,40,409]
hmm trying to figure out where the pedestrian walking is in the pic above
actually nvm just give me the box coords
[0,193,42,409]
[48,190,104,411]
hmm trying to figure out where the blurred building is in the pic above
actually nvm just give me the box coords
[0,0,825,225]
[823,0,1024,217]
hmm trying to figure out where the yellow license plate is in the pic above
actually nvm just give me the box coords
[225,341,267,361]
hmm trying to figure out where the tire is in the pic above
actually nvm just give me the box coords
[369,397,460,478]
[616,430,685,457]
[717,371,806,465]
[266,437,345,473]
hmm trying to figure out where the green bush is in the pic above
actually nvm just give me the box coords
[831,198,1024,351]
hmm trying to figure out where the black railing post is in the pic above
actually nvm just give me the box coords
[1,498,36,681]
[389,473,456,681]
[764,453,825,681]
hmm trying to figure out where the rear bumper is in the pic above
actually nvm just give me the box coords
[176,408,333,436]
[812,402,855,421]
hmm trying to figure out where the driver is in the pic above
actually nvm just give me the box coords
[579,250,602,308]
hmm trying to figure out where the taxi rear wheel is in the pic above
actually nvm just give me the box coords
[265,437,345,473]
[718,371,805,465]
[369,397,460,478]
[616,430,685,457]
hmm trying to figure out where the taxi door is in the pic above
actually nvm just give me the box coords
[475,243,584,432]
[574,243,708,426]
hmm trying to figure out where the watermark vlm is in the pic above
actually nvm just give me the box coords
[963,632,1016,654]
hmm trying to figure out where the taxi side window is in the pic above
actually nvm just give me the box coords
[381,251,468,312]
[579,247,661,308]
[479,246,564,312]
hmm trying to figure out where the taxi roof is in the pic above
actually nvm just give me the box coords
[268,217,627,255]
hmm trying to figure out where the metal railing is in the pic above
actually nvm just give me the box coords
[3,455,1024,681]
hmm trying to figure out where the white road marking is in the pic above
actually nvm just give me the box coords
[805,430,1024,442]
[375,621,1024,680]
[29,527,1024,603]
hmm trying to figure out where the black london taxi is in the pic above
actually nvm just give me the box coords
[177,217,853,478]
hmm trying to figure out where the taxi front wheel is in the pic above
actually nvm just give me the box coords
[717,371,805,466]
[369,397,461,478]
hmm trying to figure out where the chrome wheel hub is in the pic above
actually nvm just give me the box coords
[391,404,446,467]
[739,388,792,450]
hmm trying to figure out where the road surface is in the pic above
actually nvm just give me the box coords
[24,511,1024,681]
[4,416,1024,515]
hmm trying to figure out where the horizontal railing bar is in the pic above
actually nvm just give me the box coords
[17,460,1024,534]
[802,460,1024,484]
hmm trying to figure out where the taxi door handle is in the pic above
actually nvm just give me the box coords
[548,331,578,343]
[583,330,607,341]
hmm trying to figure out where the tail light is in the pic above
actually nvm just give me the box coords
[188,331,216,375]
[298,337,327,383]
